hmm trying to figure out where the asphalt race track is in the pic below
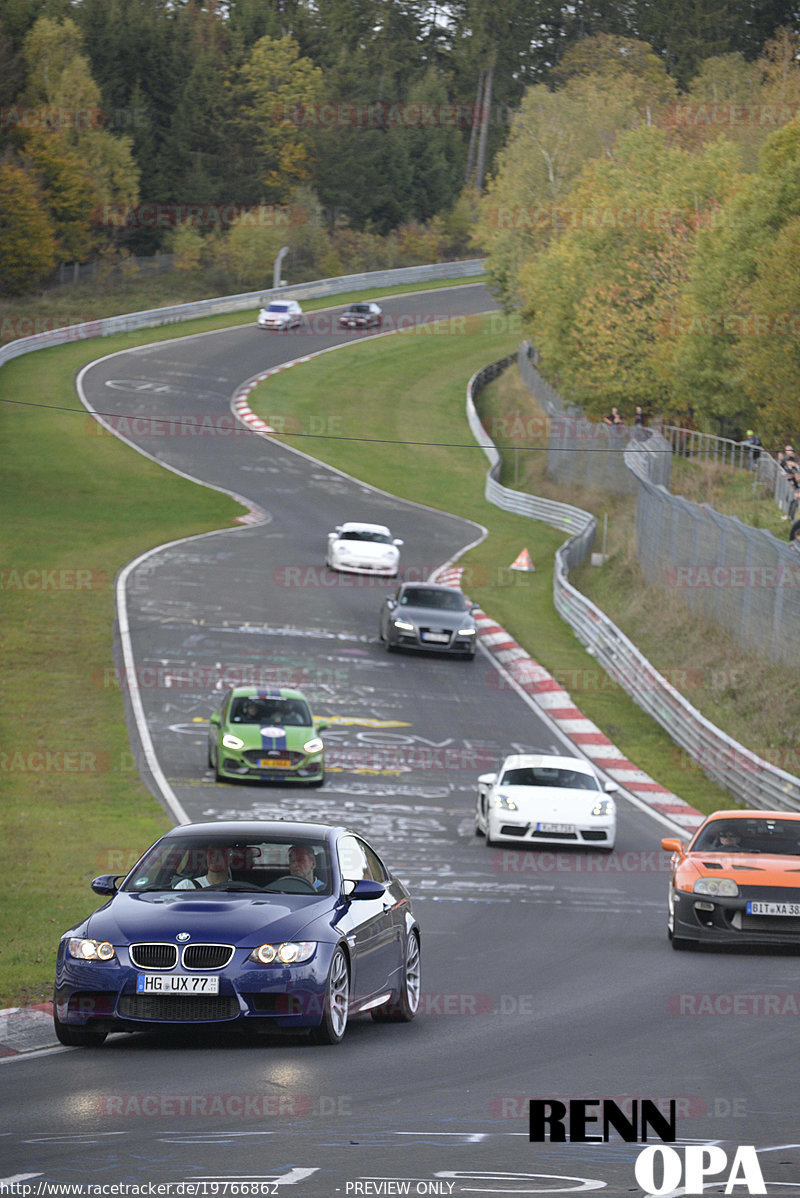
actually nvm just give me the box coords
[3,284,800,1197]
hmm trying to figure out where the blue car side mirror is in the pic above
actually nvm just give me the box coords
[344,879,386,901]
[91,875,122,896]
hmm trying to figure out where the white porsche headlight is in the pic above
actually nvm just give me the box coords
[592,799,614,816]
[493,792,518,811]
[693,878,739,897]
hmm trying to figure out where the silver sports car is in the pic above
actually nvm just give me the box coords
[379,582,478,658]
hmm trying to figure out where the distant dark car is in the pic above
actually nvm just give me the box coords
[54,821,421,1047]
[379,582,478,658]
[338,302,383,329]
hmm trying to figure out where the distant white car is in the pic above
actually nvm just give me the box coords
[257,300,303,331]
[475,754,618,850]
[326,522,402,576]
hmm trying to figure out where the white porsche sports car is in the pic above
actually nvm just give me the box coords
[475,754,618,850]
[326,522,403,576]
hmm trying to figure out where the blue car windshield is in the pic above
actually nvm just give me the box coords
[122,837,333,895]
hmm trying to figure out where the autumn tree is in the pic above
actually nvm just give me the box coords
[741,217,800,445]
[241,34,325,202]
[671,116,800,435]
[0,160,57,293]
[476,42,676,310]
[524,127,742,419]
[16,14,139,259]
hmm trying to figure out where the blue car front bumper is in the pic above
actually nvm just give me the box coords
[54,943,336,1032]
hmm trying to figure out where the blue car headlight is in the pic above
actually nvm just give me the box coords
[693,878,739,897]
[68,937,116,961]
[250,942,316,965]
[222,733,245,750]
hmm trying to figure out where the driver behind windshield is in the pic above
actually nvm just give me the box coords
[288,843,325,891]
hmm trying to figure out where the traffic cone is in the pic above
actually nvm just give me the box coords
[509,548,535,571]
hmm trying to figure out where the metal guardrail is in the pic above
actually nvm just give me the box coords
[658,422,796,515]
[0,258,487,368]
[467,350,800,813]
[466,356,594,536]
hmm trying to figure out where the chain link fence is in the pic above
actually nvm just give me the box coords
[518,346,672,493]
[658,423,796,515]
[635,478,800,666]
[516,347,798,667]
[468,350,800,812]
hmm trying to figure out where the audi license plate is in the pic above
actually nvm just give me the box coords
[137,974,219,994]
[747,901,800,916]
[258,757,290,768]
[537,822,575,834]
[421,632,449,643]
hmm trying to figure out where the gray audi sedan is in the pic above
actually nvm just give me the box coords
[379,583,478,659]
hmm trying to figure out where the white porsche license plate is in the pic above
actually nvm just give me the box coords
[259,757,290,768]
[421,632,449,643]
[137,974,220,994]
[747,901,800,916]
[537,822,575,834]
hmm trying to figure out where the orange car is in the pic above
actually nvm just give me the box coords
[661,810,800,950]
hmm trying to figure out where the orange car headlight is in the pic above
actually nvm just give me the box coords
[693,878,739,898]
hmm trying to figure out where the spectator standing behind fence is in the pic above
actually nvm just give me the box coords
[744,429,762,470]
[604,406,623,430]
[783,445,799,477]
[633,406,647,440]
[790,477,800,522]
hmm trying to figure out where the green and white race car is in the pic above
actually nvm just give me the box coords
[208,686,327,785]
